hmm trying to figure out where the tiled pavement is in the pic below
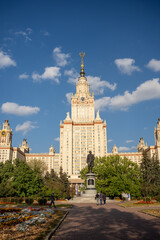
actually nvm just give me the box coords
[51,203,160,240]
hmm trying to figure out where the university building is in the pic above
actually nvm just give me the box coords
[0,54,160,182]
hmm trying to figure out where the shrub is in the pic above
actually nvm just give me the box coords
[11,198,16,203]
[114,197,120,200]
[154,195,160,202]
[25,198,34,205]
[38,198,47,205]
[143,197,151,202]
[0,198,11,203]
[14,198,23,204]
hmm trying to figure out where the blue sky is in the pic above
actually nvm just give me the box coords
[0,0,160,153]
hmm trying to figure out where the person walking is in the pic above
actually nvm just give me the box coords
[95,193,99,205]
[102,193,106,205]
[100,191,103,205]
[49,192,56,208]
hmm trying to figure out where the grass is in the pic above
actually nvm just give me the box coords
[55,204,72,208]
[140,209,160,218]
[0,202,72,208]
[119,201,160,208]
[34,210,67,240]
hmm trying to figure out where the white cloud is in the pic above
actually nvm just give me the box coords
[15,28,32,41]
[114,58,141,75]
[146,59,160,72]
[118,146,136,152]
[0,51,16,69]
[1,102,40,116]
[32,67,61,83]
[19,73,29,79]
[65,69,116,95]
[95,78,160,111]
[41,30,50,36]
[53,47,70,67]
[126,140,134,143]
[55,137,60,141]
[87,75,116,94]
[66,92,72,104]
[15,121,38,135]
[108,139,113,143]
[65,69,79,85]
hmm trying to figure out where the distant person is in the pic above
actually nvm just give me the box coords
[95,193,99,205]
[128,193,131,201]
[122,192,125,201]
[49,192,56,208]
[102,193,106,205]
[100,191,103,205]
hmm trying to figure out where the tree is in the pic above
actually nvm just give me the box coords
[27,159,48,177]
[43,167,70,199]
[141,152,160,197]
[0,160,14,183]
[12,159,43,197]
[80,166,88,187]
[59,166,69,192]
[0,160,16,197]
[81,155,141,198]
[152,156,160,195]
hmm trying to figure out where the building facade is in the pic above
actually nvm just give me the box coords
[0,54,160,181]
[59,54,107,178]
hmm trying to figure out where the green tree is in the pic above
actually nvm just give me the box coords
[0,160,14,183]
[43,167,70,199]
[12,159,43,197]
[59,166,69,192]
[27,159,48,177]
[80,166,88,187]
[141,152,160,197]
[0,160,16,197]
[152,156,160,195]
[81,155,141,198]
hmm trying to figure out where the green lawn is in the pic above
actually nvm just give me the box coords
[119,202,160,208]
[140,209,160,218]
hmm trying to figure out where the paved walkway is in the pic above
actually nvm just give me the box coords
[51,203,160,240]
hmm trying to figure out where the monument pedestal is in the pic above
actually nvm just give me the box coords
[83,172,97,197]
[69,172,97,203]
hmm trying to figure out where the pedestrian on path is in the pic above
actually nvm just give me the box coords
[49,192,56,208]
[102,193,106,205]
[95,193,99,205]
[100,191,103,205]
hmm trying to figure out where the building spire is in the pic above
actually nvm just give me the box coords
[79,52,85,77]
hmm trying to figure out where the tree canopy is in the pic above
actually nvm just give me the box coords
[81,155,141,198]
[0,159,71,199]
[140,152,160,197]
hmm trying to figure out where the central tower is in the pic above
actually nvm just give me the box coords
[72,52,95,122]
[59,53,107,179]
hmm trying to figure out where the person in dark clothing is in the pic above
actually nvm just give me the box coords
[102,193,106,205]
[95,193,99,205]
[49,192,56,208]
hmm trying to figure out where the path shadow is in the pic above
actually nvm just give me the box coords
[53,204,160,240]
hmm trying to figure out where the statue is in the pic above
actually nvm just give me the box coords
[87,151,95,173]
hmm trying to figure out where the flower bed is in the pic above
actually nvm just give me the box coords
[134,200,154,205]
[0,207,54,230]
[0,209,66,240]
[0,207,22,213]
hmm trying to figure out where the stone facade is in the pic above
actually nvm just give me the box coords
[59,71,107,178]
[0,120,59,173]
